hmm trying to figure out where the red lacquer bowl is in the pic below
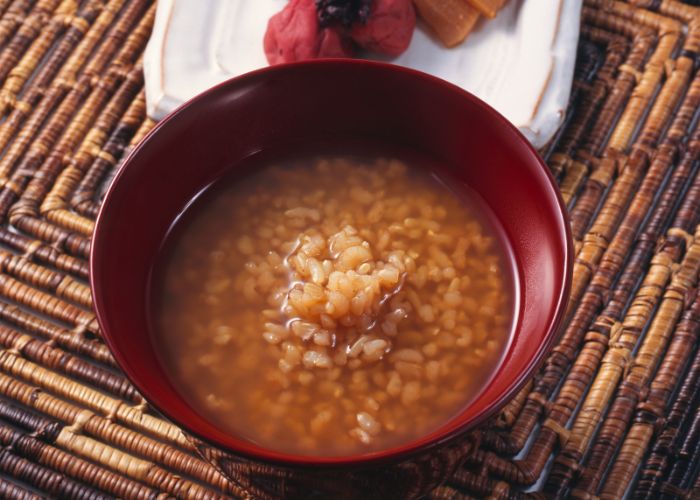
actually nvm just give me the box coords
[91,60,571,469]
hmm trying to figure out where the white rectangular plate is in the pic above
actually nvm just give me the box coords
[144,0,581,148]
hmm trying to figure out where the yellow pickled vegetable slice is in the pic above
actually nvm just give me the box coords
[414,0,480,47]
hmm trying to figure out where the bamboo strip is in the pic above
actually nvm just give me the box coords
[0,301,113,365]
[0,227,89,277]
[0,477,42,500]
[541,72,700,494]
[566,10,656,235]
[0,417,158,499]
[600,296,700,499]
[0,0,144,221]
[0,372,251,497]
[568,3,685,320]
[428,486,475,500]
[492,380,533,430]
[0,1,36,49]
[0,273,94,327]
[573,219,700,492]
[0,0,70,89]
[0,324,137,400]
[0,447,110,499]
[0,0,123,174]
[0,250,90,306]
[38,64,143,235]
[0,0,18,20]
[481,65,699,463]
[550,30,625,182]
[70,90,145,217]
[80,113,155,217]
[656,405,700,497]
[554,21,629,183]
[0,350,195,450]
[4,7,153,253]
[586,0,682,152]
[635,323,700,498]
[56,428,222,499]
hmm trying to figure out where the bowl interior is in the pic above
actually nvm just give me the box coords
[91,60,570,466]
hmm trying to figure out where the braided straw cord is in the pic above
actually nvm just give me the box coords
[0,0,694,498]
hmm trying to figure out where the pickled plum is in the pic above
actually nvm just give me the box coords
[264,0,354,64]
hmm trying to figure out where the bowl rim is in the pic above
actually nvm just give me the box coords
[91,58,573,468]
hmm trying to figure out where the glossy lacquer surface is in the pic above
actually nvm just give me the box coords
[91,60,572,467]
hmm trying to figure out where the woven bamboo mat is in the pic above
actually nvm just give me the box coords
[0,0,696,498]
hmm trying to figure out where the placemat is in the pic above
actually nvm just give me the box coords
[0,0,696,498]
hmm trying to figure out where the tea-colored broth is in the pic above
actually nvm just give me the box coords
[152,154,514,456]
